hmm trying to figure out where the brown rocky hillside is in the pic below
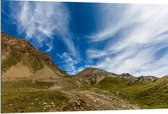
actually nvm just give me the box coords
[1,32,67,80]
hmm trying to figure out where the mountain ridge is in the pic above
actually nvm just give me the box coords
[74,67,159,86]
[1,32,67,80]
[2,32,168,112]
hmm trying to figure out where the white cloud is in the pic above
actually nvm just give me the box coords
[71,65,93,75]
[87,49,110,58]
[88,4,168,77]
[9,1,78,56]
[88,4,136,42]
[57,52,93,75]
[57,52,78,75]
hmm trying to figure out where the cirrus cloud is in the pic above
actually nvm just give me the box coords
[87,4,168,77]
[9,1,78,56]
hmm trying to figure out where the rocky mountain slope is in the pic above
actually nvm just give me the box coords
[1,32,67,80]
[74,67,158,86]
[74,67,118,86]
[1,32,168,112]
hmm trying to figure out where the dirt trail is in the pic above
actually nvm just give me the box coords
[56,89,139,111]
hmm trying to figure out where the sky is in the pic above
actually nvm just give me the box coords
[2,0,168,77]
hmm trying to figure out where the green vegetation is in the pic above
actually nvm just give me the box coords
[2,80,69,113]
[97,77,131,91]
[2,80,55,90]
[133,79,168,108]
[28,55,44,73]
[2,90,68,112]
[2,76,168,112]
[96,76,168,109]
[2,51,23,72]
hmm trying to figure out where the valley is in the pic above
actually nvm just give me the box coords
[1,32,168,113]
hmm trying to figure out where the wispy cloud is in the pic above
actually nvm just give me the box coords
[57,52,83,75]
[87,49,109,58]
[4,2,168,77]
[57,52,93,75]
[57,52,78,75]
[88,4,131,42]
[88,4,168,77]
[9,1,78,56]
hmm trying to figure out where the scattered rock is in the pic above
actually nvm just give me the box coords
[62,99,93,111]
[51,102,54,105]
[43,102,47,105]
[93,100,97,103]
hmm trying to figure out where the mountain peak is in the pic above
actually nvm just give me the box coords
[75,67,111,78]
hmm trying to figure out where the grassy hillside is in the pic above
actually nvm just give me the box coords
[96,76,168,108]
[2,75,168,112]
[133,76,168,108]
[2,80,69,112]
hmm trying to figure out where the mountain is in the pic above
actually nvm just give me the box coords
[74,68,168,108]
[96,72,167,108]
[74,67,156,86]
[133,76,168,108]
[1,32,168,112]
[74,67,119,85]
[127,76,158,86]
[75,67,119,78]
[139,76,158,81]
[1,32,67,81]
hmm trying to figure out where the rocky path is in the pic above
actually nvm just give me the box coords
[51,89,139,111]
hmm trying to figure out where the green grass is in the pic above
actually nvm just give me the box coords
[133,80,168,108]
[2,90,68,113]
[2,76,168,112]
[2,80,55,91]
[96,76,168,109]
[97,77,132,91]
[2,80,69,113]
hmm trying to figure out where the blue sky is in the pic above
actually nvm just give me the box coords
[2,0,168,77]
